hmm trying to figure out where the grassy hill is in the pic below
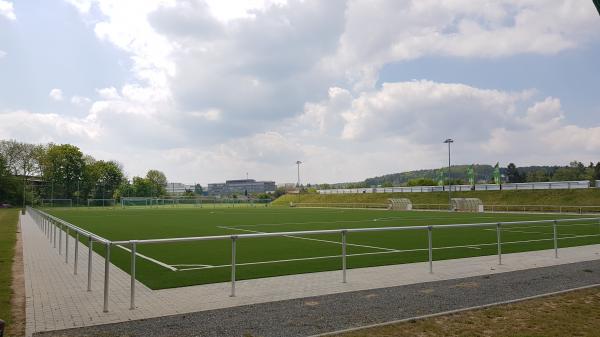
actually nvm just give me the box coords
[273,189,600,207]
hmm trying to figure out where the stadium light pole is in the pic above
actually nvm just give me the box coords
[296,161,302,203]
[296,161,302,187]
[444,139,454,211]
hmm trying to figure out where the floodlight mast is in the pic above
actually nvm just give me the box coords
[296,160,302,203]
[444,139,454,211]
[296,161,302,187]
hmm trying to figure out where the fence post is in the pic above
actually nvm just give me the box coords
[553,220,558,258]
[87,236,93,292]
[53,221,56,248]
[496,223,502,265]
[103,242,111,313]
[428,226,433,273]
[74,233,79,275]
[342,230,347,283]
[230,236,237,297]
[130,241,136,310]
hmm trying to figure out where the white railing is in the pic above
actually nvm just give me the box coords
[318,180,594,194]
[27,207,600,314]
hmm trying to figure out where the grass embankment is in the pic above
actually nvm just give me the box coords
[0,209,19,332]
[273,189,600,206]
[333,287,600,337]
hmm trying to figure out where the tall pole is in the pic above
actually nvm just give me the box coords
[296,161,302,203]
[444,139,454,211]
[296,161,301,187]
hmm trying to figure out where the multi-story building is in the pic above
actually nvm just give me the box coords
[207,179,276,196]
[165,182,195,195]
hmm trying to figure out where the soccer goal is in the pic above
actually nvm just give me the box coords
[451,198,484,212]
[87,199,116,208]
[121,197,152,207]
[152,198,176,207]
[40,199,73,208]
[171,197,202,207]
[388,198,413,210]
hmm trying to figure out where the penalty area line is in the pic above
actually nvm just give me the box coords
[116,244,178,271]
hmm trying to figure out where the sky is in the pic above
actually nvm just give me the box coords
[0,0,599,185]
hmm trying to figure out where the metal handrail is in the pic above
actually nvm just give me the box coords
[111,217,598,245]
[28,207,110,243]
[26,206,600,314]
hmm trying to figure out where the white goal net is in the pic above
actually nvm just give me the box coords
[451,198,484,212]
[388,198,413,210]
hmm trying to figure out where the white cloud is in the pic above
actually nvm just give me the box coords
[71,95,92,106]
[26,1,600,183]
[0,110,98,143]
[64,0,93,14]
[0,0,16,21]
[48,88,64,101]
[0,50,6,58]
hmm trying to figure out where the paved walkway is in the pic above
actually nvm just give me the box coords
[22,212,600,337]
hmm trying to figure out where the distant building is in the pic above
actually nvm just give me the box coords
[166,182,194,195]
[207,179,276,196]
[277,183,297,191]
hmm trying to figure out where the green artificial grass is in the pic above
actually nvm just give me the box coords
[0,209,19,327]
[45,207,600,290]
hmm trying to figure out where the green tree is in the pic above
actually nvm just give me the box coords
[407,178,437,186]
[41,144,85,199]
[194,184,203,195]
[506,163,524,183]
[146,170,167,197]
[0,154,19,204]
[85,160,124,199]
[526,170,550,182]
[132,177,153,197]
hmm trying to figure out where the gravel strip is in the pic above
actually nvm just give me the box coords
[36,260,600,337]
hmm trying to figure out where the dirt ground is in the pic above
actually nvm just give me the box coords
[7,219,25,337]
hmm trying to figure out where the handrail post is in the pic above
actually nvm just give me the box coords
[496,223,502,265]
[230,236,237,297]
[87,236,93,292]
[428,226,433,273]
[59,225,62,255]
[342,230,347,283]
[130,241,136,310]
[553,220,558,258]
[74,233,79,275]
[53,221,56,248]
[103,242,111,312]
[65,228,69,264]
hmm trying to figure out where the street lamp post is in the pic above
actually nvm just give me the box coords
[444,139,454,211]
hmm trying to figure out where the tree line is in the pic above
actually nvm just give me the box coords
[505,161,600,184]
[0,140,171,205]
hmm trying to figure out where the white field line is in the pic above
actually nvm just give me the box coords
[232,215,506,228]
[218,226,396,252]
[483,229,554,236]
[500,223,599,230]
[116,244,179,271]
[175,233,600,271]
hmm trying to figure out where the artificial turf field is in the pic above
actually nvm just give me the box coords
[43,206,600,290]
